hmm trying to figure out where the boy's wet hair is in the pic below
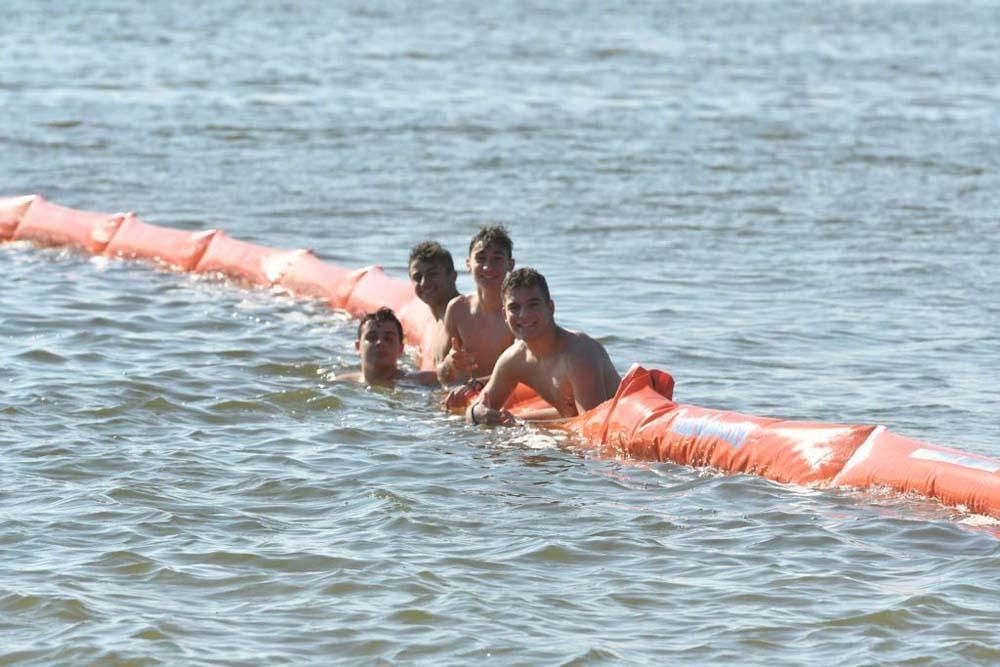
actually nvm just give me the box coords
[357,306,404,343]
[468,225,513,257]
[408,241,455,274]
[502,267,550,302]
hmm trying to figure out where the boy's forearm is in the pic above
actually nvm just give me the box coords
[466,400,515,426]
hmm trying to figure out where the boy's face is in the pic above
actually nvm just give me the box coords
[466,241,513,290]
[409,258,456,308]
[503,284,554,341]
[356,320,404,370]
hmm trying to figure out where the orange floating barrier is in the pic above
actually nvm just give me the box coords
[276,252,363,309]
[0,194,36,240]
[561,365,872,485]
[503,383,555,414]
[833,427,1000,517]
[415,329,438,371]
[560,365,673,442]
[396,295,437,370]
[12,195,124,253]
[193,231,305,286]
[7,195,1000,524]
[341,265,415,318]
[103,213,217,271]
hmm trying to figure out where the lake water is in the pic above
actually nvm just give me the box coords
[2,0,999,664]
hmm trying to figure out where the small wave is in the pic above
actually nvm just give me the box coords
[0,592,92,622]
[43,120,83,129]
[16,348,65,364]
[208,399,279,413]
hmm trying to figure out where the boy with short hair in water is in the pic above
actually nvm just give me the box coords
[337,307,437,386]
[407,241,460,371]
[467,268,620,424]
[436,226,516,387]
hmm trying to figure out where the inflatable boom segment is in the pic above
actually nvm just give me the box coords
[4,194,999,520]
[558,365,1000,518]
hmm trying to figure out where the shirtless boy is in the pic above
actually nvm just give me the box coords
[408,241,460,369]
[337,307,437,387]
[436,226,516,386]
[467,268,621,425]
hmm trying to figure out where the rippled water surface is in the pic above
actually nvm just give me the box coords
[3,1,1000,664]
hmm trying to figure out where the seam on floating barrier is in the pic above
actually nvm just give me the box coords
[187,229,216,269]
[338,265,377,312]
[93,213,127,251]
[193,232,302,286]
[781,424,866,473]
[96,213,125,255]
[0,194,38,240]
[335,266,372,310]
[831,425,886,485]
[99,210,131,252]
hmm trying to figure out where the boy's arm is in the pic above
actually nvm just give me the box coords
[466,350,520,426]
[442,374,491,412]
[569,341,619,413]
[435,300,478,385]
[508,405,563,421]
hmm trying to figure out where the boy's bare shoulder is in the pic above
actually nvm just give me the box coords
[500,338,529,362]
[443,294,473,320]
[563,329,613,363]
[564,328,599,350]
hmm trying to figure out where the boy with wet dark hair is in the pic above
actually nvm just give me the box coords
[467,225,513,258]
[502,264,551,301]
[409,241,457,278]
[436,225,515,386]
[356,306,405,343]
[466,267,620,424]
[408,241,461,370]
[337,307,437,387]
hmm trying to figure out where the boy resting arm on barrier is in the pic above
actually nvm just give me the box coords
[466,268,620,425]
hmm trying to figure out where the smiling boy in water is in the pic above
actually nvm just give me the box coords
[466,268,620,424]
[408,241,461,370]
[337,307,437,387]
[435,226,516,387]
